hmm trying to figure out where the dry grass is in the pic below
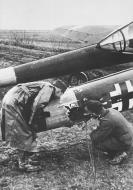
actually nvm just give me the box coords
[0,117,133,190]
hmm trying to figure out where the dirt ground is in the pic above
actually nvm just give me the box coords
[1,114,133,190]
[0,42,133,190]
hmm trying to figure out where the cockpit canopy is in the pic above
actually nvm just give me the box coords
[98,22,133,53]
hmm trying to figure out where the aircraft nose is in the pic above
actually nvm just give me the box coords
[60,88,78,108]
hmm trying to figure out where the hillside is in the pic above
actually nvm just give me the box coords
[54,25,117,43]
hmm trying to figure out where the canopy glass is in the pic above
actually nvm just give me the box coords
[98,22,133,52]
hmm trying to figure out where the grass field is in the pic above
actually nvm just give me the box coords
[0,27,133,190]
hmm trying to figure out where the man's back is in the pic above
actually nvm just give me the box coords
[86,100,133,163]
[91,108,133,147]
[104,108,130,130]
[105,108,133,145]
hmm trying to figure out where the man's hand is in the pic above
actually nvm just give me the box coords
[82,118,99,133]
[29,102,48,125]
[67,107,84,121]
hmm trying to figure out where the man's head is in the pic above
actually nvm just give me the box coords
[85,100,104,115]
[53,79,67,98]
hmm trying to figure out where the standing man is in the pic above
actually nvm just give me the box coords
[85,100,133,165]
[1,79,67,171]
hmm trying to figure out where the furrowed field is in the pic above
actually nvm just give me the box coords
[0,26,133,190]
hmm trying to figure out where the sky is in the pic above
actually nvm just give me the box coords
[0,0,133,30]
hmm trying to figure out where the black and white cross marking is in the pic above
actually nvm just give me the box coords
[110,80,133,111]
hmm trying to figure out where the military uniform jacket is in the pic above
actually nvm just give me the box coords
[90,108,133,147]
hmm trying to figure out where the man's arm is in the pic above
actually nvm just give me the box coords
[90,119,114,144]
[29,84,54,125]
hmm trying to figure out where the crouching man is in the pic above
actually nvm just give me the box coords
[1,79,67,171]
[85,100,133,165]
